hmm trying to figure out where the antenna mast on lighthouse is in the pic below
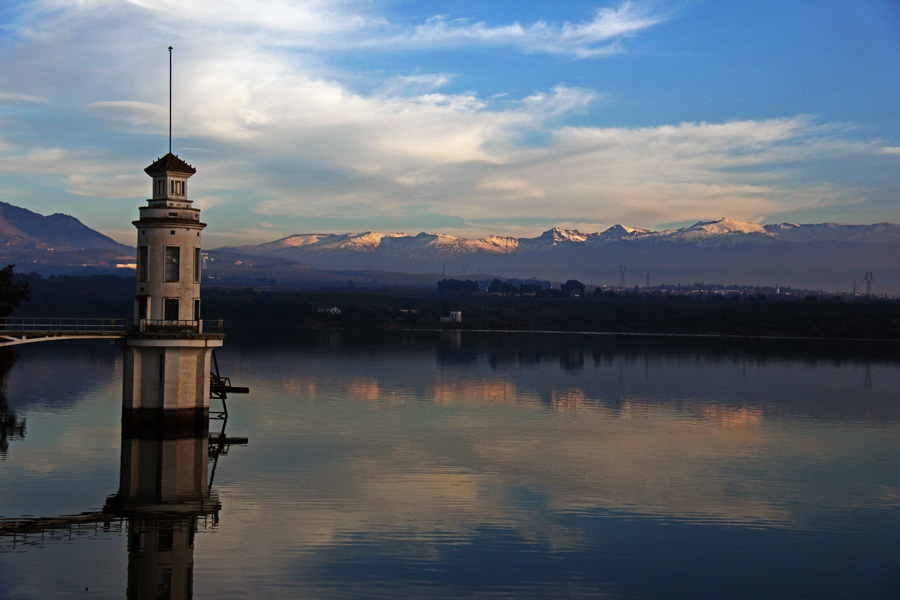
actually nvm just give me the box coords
[168,46,173,155]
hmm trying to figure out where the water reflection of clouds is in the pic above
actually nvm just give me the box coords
[222,390,898,568]
[433,379,526,405]
[269,370,534,407]
[7,334,896,597]
[5,342,122,411]
[550,387,588,410]
[224,334,900,543]
[238,334,900,429]
[2,343,122,517]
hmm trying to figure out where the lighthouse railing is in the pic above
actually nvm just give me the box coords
[132,319,224,334]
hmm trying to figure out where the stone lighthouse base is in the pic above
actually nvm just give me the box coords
[118,334,224,430]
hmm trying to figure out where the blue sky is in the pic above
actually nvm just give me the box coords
[1,0,899,247]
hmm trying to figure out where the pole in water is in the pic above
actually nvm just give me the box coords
[168,46,173,155]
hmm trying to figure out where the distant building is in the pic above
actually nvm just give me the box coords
[318,306,342,315]
[440,310,462,323]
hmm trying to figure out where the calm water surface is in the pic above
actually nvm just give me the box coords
[1,331,899,599]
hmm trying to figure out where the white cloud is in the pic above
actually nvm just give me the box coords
[375,2,666,58]
[0,91,47,103]
[0,140,145,205]
[245,115,886,234]
[437,118,879,227]
[124,0,383,36]
[0,147,80,175]
[89,100,165,127]
[29,0,664,58]
[377,73,455,96]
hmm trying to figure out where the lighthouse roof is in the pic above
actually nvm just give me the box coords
[144,153,196,175]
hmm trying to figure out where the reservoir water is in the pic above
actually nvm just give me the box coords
[1,330,899,599]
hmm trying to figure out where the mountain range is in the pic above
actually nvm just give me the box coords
[222,218,900,293]
[0,200,897,293]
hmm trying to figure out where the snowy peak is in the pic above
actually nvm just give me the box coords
[273,233,337,248]
[339,232,408,250]
[476,235,520,252]
[256,231,409,253]
[601,224,651,238]
[685,218,769,236]
[651,218,774,245]
[536,227,589,244]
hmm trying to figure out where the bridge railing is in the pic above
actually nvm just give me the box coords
[0,318,225,336]
[0,317,130,333]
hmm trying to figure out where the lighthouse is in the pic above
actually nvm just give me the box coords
[117,152,223,425]
[135,154,203,322]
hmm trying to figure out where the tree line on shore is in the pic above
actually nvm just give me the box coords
[439,278,587,297]
[5,271,900,340]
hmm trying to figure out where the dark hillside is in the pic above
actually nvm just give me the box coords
[0,201,130,252]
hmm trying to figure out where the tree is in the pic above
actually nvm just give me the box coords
[0,266,29,318]
[561,279,585,297]
[488,279,518,296]
[437,279,478,295]
[518,282,543,296]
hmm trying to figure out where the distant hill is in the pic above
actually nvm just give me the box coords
[220,218,900,294]
[0,201,129,252]
[0,201,133,276]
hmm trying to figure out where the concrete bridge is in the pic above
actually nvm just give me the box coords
[0,317,224,347]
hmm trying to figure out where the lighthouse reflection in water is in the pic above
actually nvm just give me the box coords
[0,343,246,600]
[104,420,220,600]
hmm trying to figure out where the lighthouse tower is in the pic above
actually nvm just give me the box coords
[118,152,223,424]
[135,154,203,322]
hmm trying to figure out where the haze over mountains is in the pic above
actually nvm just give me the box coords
[0,200,897,293]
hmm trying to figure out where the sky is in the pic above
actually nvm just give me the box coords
[1,0,899,248]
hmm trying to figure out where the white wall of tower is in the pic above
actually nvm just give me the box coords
[135,216,204,321]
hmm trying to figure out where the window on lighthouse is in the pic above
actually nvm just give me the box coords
[170,180,185,195]
[164,298,179,321]
[164,247,180,282]
[194,248,201,283]
[138,246,148,282]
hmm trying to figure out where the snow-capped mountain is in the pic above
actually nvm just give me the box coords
[218,218,900,292]
[231,218,899,256]
[598,224,652,240]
